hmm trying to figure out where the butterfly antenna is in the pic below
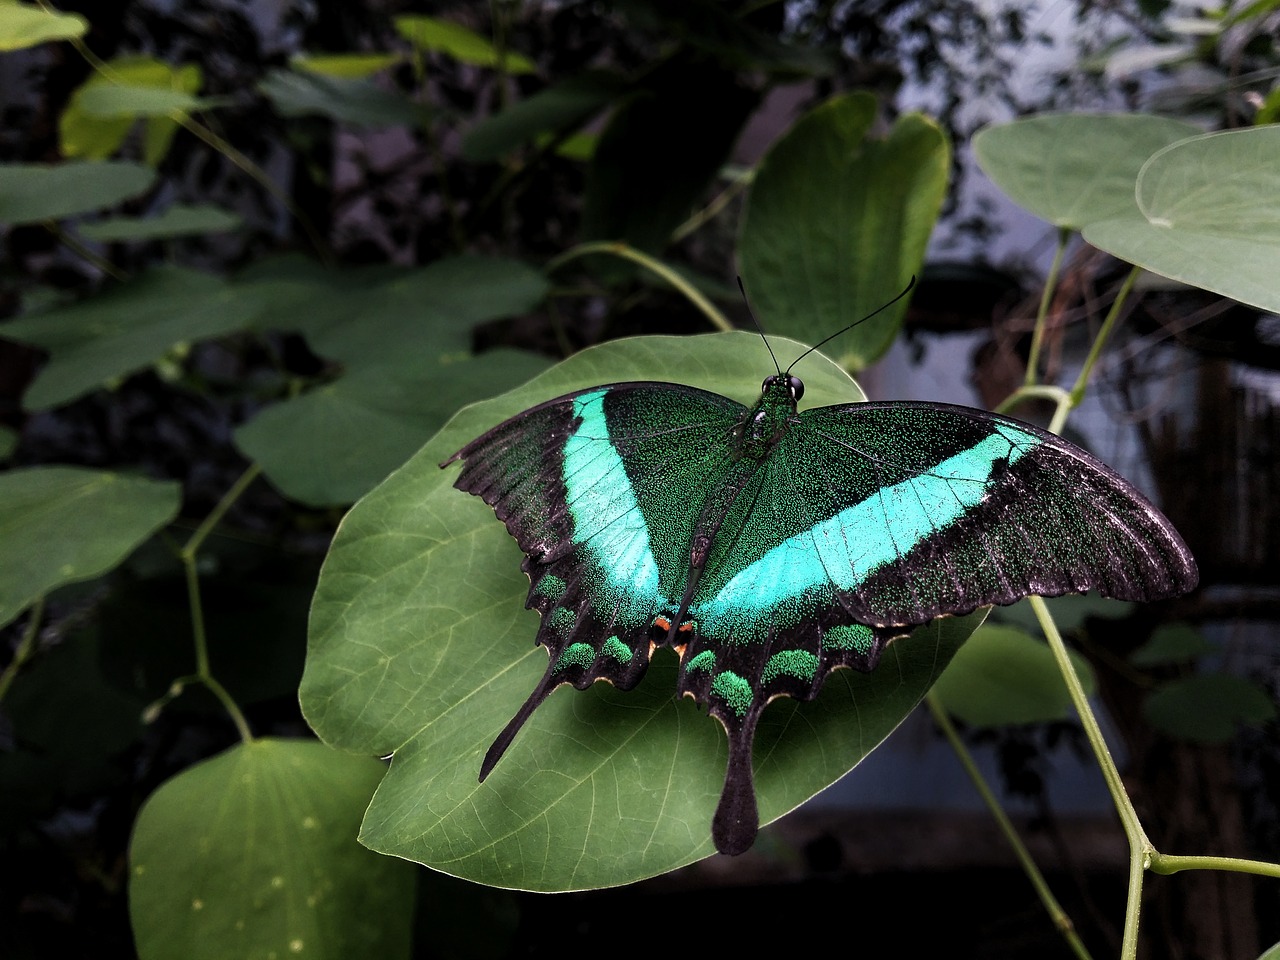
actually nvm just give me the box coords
[784,275,918,375]
[737,275,782,376]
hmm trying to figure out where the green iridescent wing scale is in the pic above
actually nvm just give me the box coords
[443,380,1197,856]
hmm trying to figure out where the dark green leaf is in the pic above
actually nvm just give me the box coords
[1130,622,1215,666]
[129,739,416,960]
[738,92,949,369]
[932,624,1096,727]
[78,204,242,241]
[3,266,263,409]
[582,64,758,257]
[259,69,431,127]
[462,71,626,161]
[1143,673,1276,742]
[0,467,180,628]
[0,161,155,225]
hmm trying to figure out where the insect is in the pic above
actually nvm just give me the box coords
[441,311,1197,856]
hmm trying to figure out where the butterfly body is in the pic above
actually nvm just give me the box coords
[443,371,1196,855]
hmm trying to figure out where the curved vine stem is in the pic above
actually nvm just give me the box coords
[926,691,1094,960]
[1024,226,1071,387]
[1029,595,1152,960]
[545,241,735,332]
[174,463,263,743]
[0,597,46,704]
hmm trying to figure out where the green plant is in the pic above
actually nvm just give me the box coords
[1,3,1277,958]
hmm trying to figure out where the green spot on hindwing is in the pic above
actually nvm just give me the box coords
[686,650,716,674]
[547,606,577,635]
[762,649,819,685]
[602,636,632,663]
[826,623,876,653]
[710,670,753,717]
[534,575,567,601]
[555,642,595,671]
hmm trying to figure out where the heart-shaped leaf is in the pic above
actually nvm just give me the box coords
[302,333,984,889]
[0,467,180,628]
[1143,673,1276,742]
[973,113,1201,229]
[738,92,949,370]
[129,739,416,960]
[259,69,431,128]
[1083,125,1280,315]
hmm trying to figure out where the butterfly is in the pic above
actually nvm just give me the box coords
[441,342,1197,856]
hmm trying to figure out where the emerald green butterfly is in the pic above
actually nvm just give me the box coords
[443,362,1196,855]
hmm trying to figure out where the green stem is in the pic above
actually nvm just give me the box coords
[48,223,128,280]
[545,241,734,332]
[0,598,46,703]
[1025,227,1072,386]
[671,169,754,243]
[994,384,1071,418]
[174,464,262,743]
[1067,264,1142,407]
[926,692,1094,960]
[1150,852,1280,879]
[1029,595,1152,960]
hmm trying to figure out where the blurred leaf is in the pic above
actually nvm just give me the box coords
[933,623,1096,727]
[582,63,758,258]
[1130,622,1215,666]
[291,52,401,78]
[78,204,242,241]
[462,71,625,161]
[974,113,1200,229]
[0,467,180,629]
[235,256,551,505]
[237,350,551,507]
[394,14,536,74]
[300,335,986,890]
[0,0,86,51]
[60,56,202,164]
[0,425,15,459]
[259,68,431,127]
[3,266,263,410]
[129,739,416,960]
[0,160,154,225]
[76,83,207,117]
[1084,126,1280,315]
[739,92,949,369]
[1143,673,1276,742]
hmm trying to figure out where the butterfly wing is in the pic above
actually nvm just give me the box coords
[443,381,747,776]
[676,400,1197,853]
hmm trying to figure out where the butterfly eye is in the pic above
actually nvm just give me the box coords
[788,375,804,401]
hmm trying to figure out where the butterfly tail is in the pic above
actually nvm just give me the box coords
[479,668,557,782]
[711,712,761,856]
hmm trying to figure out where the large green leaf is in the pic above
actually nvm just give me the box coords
[582,63,758,257]
[302,333,985,889]
[0,160,155,225]
[1083,126,1280,315]
[738,92,949,370]
[233,256,550,506]
[0,0,86,51]
[0,467,180,629]
[129,738,416,960]
[932,623,1096,727]
[3,266,263,410]
[973,113,1201,229]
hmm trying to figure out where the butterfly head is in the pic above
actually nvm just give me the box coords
[762,373,804,403]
